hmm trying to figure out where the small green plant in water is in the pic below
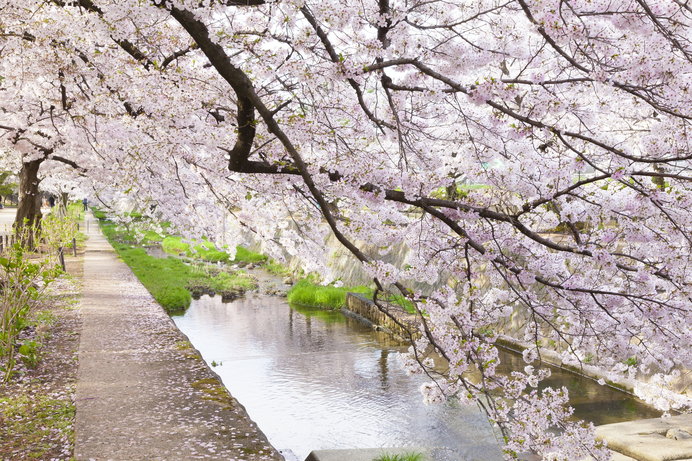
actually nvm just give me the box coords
[233,246,267,264]
[287,279,417,313]
[262,258,292,277]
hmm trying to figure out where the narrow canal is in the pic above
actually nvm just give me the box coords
[172,292,659,461]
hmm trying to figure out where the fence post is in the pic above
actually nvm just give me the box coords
[72,237,77,256]
[58,247,66,271]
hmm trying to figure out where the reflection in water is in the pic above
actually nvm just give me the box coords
[174,295,502,460]
[173,294,659,461]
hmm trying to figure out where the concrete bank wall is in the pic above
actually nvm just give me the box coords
[344,293,691,406]
[344,293,420,341]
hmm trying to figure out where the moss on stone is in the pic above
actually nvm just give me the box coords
[191,378,236,409]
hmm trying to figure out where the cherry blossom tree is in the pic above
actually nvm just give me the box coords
[2,0,691,459]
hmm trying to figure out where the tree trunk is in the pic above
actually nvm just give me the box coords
[58,192,70,217]
[14,158,44,248]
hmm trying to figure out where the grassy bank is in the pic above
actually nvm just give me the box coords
[287,280,416,313]
[287,280,371,309]
[98,219,257,312]
[161,236,230,263]
[160,236,271,266]
[93,210,413,314]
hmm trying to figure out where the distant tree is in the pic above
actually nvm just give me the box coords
[0,171,17,206]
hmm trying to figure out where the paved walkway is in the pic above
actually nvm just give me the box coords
[75,215,281,460]
[0,207,16,233]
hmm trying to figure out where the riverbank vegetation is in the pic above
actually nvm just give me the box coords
[287,279,416,314]
[287,280,370,309]
[160,236,231,263]
[0,276,81,460]
[94,210,417,315]
[97,217,257,312]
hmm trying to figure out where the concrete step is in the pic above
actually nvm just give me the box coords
[595,414,692,461]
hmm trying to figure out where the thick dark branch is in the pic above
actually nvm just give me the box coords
[214,0,266,4]
[50,154,85,171]
[167,2,679,293]
[219,148,299,175]
[169,3,374,268]
[166,6,257,174]
[161,45,197,69]
[519,173,611,214]
[116,38,153,69]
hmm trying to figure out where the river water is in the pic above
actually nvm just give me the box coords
[172,293,659,461]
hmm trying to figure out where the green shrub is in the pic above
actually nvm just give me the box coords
[66,201,85,222]
[18,339,41,368]
[0,244,59,380]
[41,213,78,252]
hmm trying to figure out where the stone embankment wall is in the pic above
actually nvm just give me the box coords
[344,293,420,341]
[345,293,691,403]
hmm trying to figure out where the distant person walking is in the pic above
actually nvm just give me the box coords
[48,196,55,208]
[83,198,88,211]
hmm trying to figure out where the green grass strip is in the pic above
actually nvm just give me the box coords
[98,219,256,312]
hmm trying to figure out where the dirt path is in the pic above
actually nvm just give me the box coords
[74,215,281,460]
